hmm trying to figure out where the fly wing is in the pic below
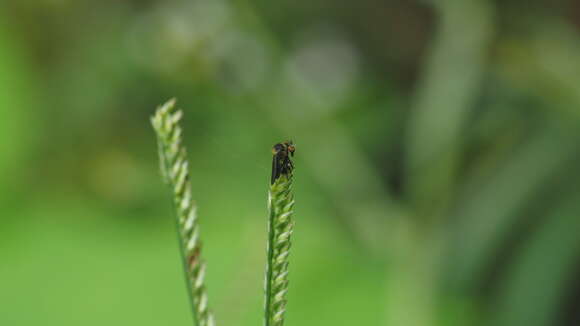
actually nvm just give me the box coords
[271,153,279,185]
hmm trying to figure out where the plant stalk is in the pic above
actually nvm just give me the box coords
[151,99,215,326]
[264,173,295,326]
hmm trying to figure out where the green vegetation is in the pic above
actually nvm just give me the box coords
[264,174,295,326]
[152,99,215,326]
[2,1,580,326]
[152,100,296,326]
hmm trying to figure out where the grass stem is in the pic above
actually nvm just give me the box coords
[151,99,215,326]
[264,172,295,326]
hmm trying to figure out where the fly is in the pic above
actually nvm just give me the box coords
[271,140,295,184]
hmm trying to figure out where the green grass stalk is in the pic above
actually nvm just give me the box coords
[151,99,215,326]
[264,173,295,326]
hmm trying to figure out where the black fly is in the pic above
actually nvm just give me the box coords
[271,140,295,184]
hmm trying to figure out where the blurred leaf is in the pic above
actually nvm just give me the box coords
[449,125,579,288]
[406,0,495,213]
[490,192,580,326]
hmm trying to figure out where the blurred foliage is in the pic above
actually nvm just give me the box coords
[1,1,580,326]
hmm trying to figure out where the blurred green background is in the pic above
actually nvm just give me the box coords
[2,1,580,325]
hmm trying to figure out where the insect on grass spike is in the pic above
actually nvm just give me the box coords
[265,140,296,326]
[270,140,296,185]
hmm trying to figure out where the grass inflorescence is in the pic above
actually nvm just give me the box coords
[151,99,215,326]
[152,99,296,326]
[264,143,296,326]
